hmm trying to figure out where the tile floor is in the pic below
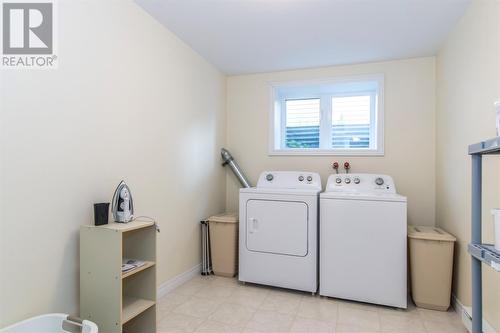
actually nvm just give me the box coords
[157,275,467,333]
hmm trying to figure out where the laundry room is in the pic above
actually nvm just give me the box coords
[0,1,499,333]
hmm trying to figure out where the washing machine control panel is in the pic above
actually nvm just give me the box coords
[325,173,396,194]
[257,171,321,190]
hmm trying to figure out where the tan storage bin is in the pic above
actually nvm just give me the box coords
[208,213,238,277]
[408,225,456,311]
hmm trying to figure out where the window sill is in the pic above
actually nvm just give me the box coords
[268,149,385,156]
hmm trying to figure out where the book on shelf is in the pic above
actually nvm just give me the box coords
[122,259,146,273]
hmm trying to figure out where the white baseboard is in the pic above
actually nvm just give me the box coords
[157,263,201,299]
[452,294,497,333]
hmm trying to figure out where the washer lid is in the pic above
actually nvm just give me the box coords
[321,191,407,202]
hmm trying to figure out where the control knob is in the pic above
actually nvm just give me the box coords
[298,175,304,181]
[345,178,351,184]
[266,174,274,181]
[353,177,360,184]
[335,177,342,184]
[307,176,313,182]
[375,177,384,186]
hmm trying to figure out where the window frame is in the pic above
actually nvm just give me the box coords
[269,75,384,156]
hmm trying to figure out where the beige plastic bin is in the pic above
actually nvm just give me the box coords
[408,225,456,311]
[208,213,238,277]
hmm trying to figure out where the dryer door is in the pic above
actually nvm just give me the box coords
[245,199,308,256]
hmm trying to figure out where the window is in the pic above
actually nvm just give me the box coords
[331,95,371,149]
[270,75,384,155]
[285,99,320,148]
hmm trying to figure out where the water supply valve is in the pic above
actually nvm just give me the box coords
[332,162,339,174]
[344,162,350,174]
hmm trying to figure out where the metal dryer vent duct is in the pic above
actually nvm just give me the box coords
[221,148,251,188]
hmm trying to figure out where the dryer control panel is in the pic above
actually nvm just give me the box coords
[325,173,397,194]
[257,171,321,190]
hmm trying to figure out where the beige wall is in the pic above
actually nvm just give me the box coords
[226,57,436,227]
[0,1,226,327]
[436,0,500,330]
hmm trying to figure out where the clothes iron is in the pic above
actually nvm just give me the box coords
[111,180,134,223]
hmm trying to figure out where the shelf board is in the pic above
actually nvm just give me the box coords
[468,243,500,271]
[122,297,155,324]
[86,220,155,233]
[122,261,155,279]
[469,137,500,155]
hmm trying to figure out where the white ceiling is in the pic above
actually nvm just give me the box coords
[135,0,471,75]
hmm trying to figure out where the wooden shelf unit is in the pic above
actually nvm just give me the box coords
[80,221,157,333]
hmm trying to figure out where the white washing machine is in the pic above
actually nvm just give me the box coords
[239,171,321,293]
[320,173,407,308]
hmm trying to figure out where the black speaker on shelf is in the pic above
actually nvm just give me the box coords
[94,202,110,226]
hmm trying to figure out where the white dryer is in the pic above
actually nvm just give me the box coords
[239,171,321,293]
[320,174,407,308]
